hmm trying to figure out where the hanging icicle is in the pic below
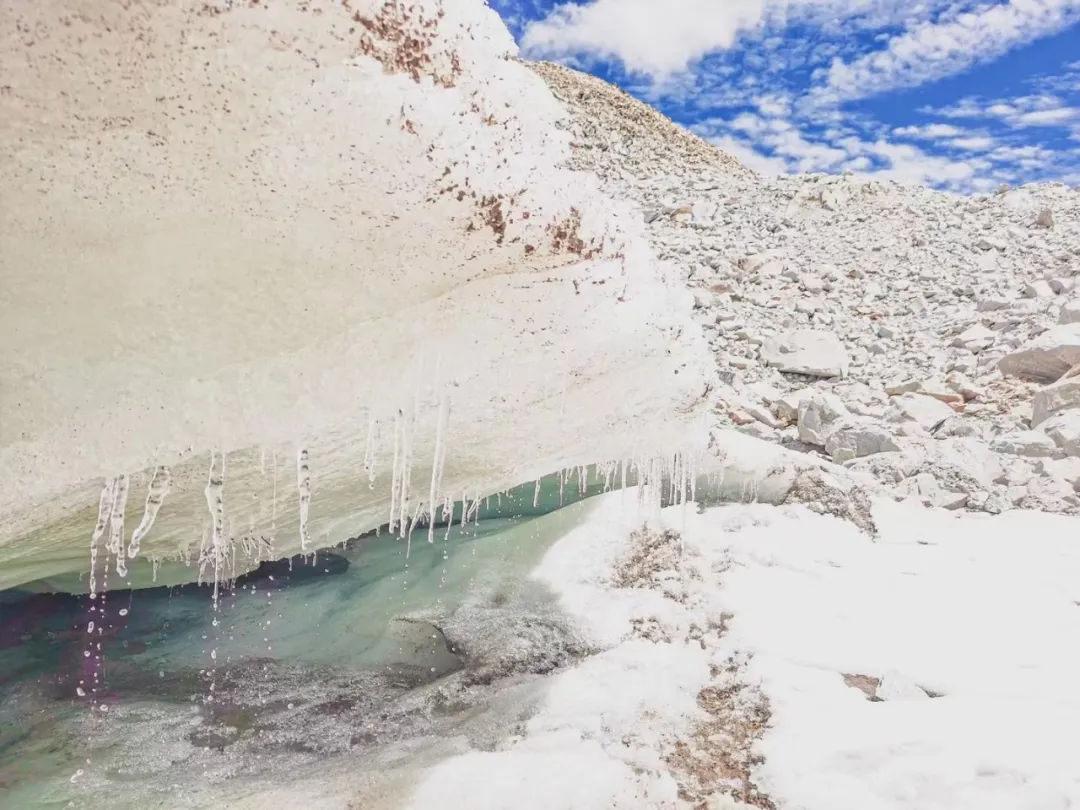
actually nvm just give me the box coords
[296,447,312,552]
[128,466,172,560]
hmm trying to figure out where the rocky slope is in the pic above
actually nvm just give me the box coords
[529,59,1080,516]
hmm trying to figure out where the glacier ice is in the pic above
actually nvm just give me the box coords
[0,0,715,591]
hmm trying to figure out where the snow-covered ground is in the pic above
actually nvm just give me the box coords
[409,489,1080,810]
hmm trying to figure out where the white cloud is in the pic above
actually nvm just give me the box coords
[892,123,964,139]
[695,115,991,188]
[949,135,997,150]
[706,134,791,175]
[519,0,771,76]
[925,92,1080,128]
[754,93,793,117]
[1015,106,1080,125]
[861,139,978,184]
[811,0,1080,105]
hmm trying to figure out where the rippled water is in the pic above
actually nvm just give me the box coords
[0,473,612,809]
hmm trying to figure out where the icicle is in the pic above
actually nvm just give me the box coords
[689,452,698,505]
[559,468,565,506]
[443,505,454,543]
[428,387,449,544]
[107,475,130,578]
[363,412,377,489]
[399,381,422,539]
[533,479,541,509]
[128,466,171,560]
[203,451,226,609]
[405,498,423,559]
[296,448,311,552]
[271,450,278,531]
[88,478,117,599]
[390,409,403,533]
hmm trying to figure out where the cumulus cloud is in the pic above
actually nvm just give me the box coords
[949,135,998,150]
[892,123,965,139]
[520,0,771,76]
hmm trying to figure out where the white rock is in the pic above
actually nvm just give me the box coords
[797,392,850,445]
[743,401,782,429]
[951,323,996,351]
[975,236,1007,251]
[1049,278,1074,295]
[824,419,901,463]
[1059,300,1080,325]
[1024,280,1054,299]
[896,473,969,509]
[876,670,931,701]
[1037,457,1080,491]
[887,392,955,430]
[917,378,965,406]
[997,324,1080,382]
[884,378,921,396]
[1032,367,1080,427]
[760,330,849,378]
[776,388,815,423]
[990,431,1058,458]
[1042,410,1080,457]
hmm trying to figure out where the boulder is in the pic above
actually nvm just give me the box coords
[1037,457,1080,491]
[824,419,901,464]
[896,473,969,510]
[1031,366,1080,427]
[797,392,850,445]
[990,431,1058,458]
[1059,301,1080,325]
[997,324,1080,382]
[776,388,815,423]
[887,392,955,430]
[1042,410,1080,457]
[951,323,996,352]
[760,330,849,378]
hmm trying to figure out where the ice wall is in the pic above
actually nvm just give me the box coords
[0,0,714,591]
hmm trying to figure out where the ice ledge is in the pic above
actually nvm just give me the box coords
[0,0,714,590]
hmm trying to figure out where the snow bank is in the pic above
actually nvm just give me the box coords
[719,502,1080,810]
[407,492,1080,810]
[0,0,713,590]
[407,490,712,810]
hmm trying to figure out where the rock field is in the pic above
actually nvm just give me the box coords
[530,59,1080,516]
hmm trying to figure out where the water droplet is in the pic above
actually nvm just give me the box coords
[86,621,95,633]
[118,608,128,617]
[76,687,86,697]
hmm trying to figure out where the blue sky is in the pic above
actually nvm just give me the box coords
[489,0,1080,191]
